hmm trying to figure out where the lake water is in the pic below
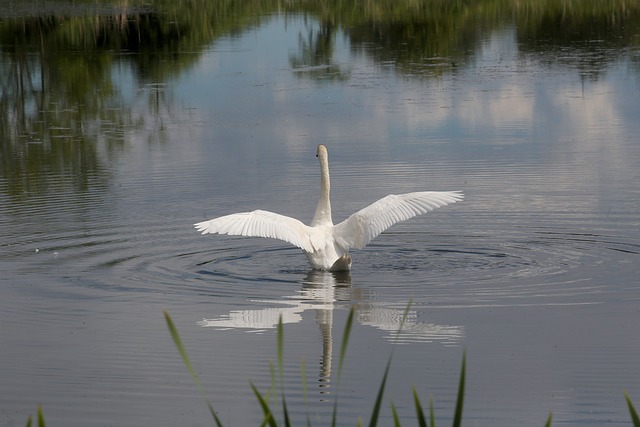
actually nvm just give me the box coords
[1,3,640,426]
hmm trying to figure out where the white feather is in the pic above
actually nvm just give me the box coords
[334,191,464,249]
[195,210,314,253]
[195,145,463,271]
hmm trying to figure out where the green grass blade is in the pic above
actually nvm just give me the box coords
[301,357,308,404]
[398,299,412,338]
[37,407,45,427]
[451,351,466,427]
[625,391,640,427]
[282,394,291,427]
[301,357,312,427]
[368,357,392,427]
[25,416,32,427]
[543,412,553,427]
[412,386,428,427]
[332,306,356,427]
[391,401,401,427]
[164,310,201,390]
[429,397,436,427]
[277,315,284,383]
[331,399,339,427]
[269,361,277,404]
[277,314,289,426]
[337,306,355,380]
[367,301,412,427]
[208,404,224,426]
[163,310,224,427]
[251,382,277,427]
[388,299,413,348]
[331,388,341,427]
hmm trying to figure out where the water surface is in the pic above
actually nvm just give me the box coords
[1,2,640,426]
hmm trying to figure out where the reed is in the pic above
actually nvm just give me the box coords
[626,391,640,427]
[163,305,462,427]
[163,310,223,426]
[24,406,45,427]
[25,309,640,426]
[163,307,640,427]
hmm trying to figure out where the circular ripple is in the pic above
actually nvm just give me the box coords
[358,225,639,307]
[5,210,637,310]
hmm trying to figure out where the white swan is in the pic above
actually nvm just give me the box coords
[195,144,463,271]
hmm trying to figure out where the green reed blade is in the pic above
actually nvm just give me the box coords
[429,397,436,427]
[163,310,224,427]
[391,401,401,427]
[282,394,291,427]
[368,300,412,427]
[543,412,553,427]
[164,310,201,390]
[300,356,311,427]
[251,382,277,427]
[25,416,32,427]
[451,351,466,427]
[37,407,45,427]
[331,398,339,427]
[337,306,355,380]
[368,357,392,427]
[625,392,640,427]
[332,306,356,427]
[398,299,412,340]
[277,314,288,426]
[277,315,284,383]
[301,357,308,404]
[412,386,428,427]
[269,361,277,404]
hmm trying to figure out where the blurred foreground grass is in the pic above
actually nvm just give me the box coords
[24,307,640,426]
[163,307,640,427]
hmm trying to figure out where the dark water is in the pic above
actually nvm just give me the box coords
[1,2,640,426]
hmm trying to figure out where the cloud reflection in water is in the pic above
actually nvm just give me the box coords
[198,270,463,391]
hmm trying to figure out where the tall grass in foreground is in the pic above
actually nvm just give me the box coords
[23,308,640,426]
[162,307,640,427]
[24,406,45,427]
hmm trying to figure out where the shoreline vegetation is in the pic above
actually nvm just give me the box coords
[8,2,639,425]
[21,307,640,425]
[161,307,640,427]
[26,310,640,427]
[2,0,638,59]
[2,0,639,196]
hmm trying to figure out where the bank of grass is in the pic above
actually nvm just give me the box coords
[25,308,640,426]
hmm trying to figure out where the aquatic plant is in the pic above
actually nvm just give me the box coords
[24,309,640,426]
[163,304,471,426]
[23,406,45,427]
[162,307,640,427]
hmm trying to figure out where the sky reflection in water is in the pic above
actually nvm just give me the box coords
[1,3,640,427]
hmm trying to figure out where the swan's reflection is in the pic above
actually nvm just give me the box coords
[198,271,463,394]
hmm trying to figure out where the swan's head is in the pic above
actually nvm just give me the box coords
[316,144,328,160]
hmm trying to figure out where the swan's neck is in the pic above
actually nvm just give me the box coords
[311,152,332,226]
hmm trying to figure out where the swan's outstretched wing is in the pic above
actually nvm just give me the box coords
[194,210,314,252]
[334,191,464,249]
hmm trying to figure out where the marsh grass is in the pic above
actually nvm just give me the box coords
[164,304,465,426]
[626,392,640,427]
[163,306,640,427]
[163,310,223,426]
[24,406,45,427]
[23,310,640,426]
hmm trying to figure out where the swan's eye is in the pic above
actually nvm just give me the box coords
[316,154,318,158]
